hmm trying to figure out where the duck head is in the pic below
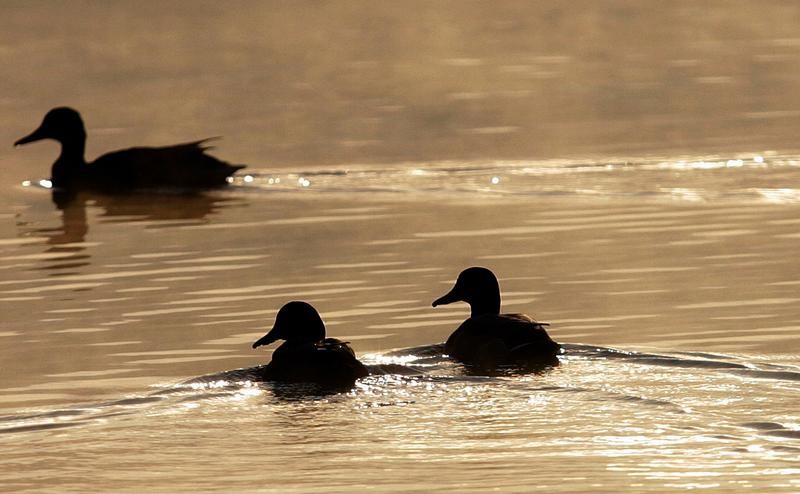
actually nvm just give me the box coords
[15,107,87,148]
[432,266,501,317]
[252,301,326,349]
[16,108,88,186]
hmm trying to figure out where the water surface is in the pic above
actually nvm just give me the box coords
[2,2,800,492]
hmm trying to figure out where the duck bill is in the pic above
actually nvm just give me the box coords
[14,126,47,147]
[251,325,281,349]
[432,288,462,307]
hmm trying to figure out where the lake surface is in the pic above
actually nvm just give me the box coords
[1,2,800,492]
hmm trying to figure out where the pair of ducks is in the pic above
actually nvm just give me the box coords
[252,267,560,386]
[16,108,561,386]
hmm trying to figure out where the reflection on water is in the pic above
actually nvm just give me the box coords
[1,161,800,491]
[0,344,798,492]
[225,154,800,204]
[3,1,800,491]
[14,188,241,277]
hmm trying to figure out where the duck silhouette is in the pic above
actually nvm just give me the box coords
[251,301,369,386]
[14,107,245,190]
[432,267,561,370]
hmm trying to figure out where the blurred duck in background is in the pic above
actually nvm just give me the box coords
[15,107,244,190]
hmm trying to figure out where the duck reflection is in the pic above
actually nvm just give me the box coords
[23,188,240,274]
[50,188,231,227]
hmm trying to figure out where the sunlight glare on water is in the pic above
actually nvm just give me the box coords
[2,171,800,491]
[2,1,800,492]
[4,347,798,492]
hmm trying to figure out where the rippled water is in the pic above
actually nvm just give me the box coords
[2,344,800,492]
[3,1,800,492]
[2,160,800,492]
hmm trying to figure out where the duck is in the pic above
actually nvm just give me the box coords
[251,301,369,387]
[14,107,245,190]
[432,266,561,370]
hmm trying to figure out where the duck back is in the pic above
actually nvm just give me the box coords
[259,338,369,386]
[445,313,560,367]
[16,108,245,190]
[87,140,244,189]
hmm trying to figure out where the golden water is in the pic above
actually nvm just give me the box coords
[1,2,799,492]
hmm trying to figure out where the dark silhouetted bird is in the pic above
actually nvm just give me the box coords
[15,107,244,190]
[252,301,369,386]
[432,266,561,370]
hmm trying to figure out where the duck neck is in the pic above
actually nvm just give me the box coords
[52,137,87,186]
[470,295,501,318]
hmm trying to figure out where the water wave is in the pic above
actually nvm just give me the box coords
[216,153,800,203]
[2,342,798,436]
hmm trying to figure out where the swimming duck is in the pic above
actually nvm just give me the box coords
[252,301,369,386]
[14,107,245,190]
[432,267,561,369]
